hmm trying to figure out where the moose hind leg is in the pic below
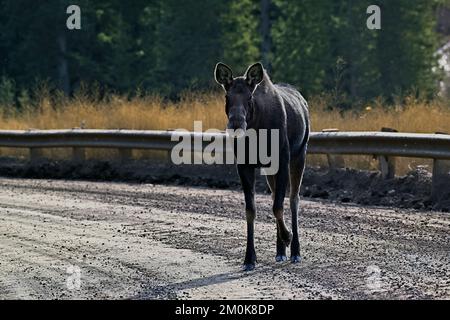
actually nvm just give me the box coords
[273,164,292,259]
[266,175,276,201]
[267,175,287,262]
[289,153,306,263]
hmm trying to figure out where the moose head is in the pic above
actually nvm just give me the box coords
[214,63,264,133]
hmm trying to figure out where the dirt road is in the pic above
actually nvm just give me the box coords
[0,178,448,299]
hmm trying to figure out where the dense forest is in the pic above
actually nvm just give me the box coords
[0,0,449,108]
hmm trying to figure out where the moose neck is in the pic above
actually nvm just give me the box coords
[247,69,275,130]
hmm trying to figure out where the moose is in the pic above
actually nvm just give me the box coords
[214,62,310,271]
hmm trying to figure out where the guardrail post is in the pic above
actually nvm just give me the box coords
[166,129,175,164]
[72,147,85,161]
[119,148,133,162]
[432,159,450,201]
[29,148,45,162]
[322,129,345,170]
[432,132,450,201]
[378,127,397,179]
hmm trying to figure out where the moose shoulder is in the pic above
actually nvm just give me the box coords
[214,62,310,271]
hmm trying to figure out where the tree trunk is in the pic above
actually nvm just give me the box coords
[57,32,70,95]
[260,0,272,72]
[348,0,357,101]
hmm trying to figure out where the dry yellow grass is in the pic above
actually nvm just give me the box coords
[0,90,449,174]
[0,91,226,131]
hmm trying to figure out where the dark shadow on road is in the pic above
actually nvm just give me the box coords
[130,265,275,300]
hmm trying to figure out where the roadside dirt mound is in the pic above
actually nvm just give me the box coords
[301,167,447,211]
[0,157,448,212]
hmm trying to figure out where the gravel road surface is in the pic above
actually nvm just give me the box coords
[0,178,448,299]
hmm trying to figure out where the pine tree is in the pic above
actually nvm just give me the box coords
[220,0,261,73]
[376,0,439,99]
[271,0,332,96]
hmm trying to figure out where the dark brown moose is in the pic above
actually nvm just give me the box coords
[215,62,310,271]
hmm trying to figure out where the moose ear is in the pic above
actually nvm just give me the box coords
[245,62,264,90]
[214,63,233,90]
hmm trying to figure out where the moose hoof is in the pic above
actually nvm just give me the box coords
[275,255,288,262]
[291,255,301,264]
[243,263,255,272]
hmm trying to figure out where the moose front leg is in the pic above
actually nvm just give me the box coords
[237,165,256,271]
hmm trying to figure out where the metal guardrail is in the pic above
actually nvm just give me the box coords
[0,129,449,198]
[0,129,449,158]
[0,129,177,150]
[309,131,450,160]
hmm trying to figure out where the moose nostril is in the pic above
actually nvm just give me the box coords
[227,121,246,130]
[227,128,246,138]
[234,129,246,138]
[228,115,246,130]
